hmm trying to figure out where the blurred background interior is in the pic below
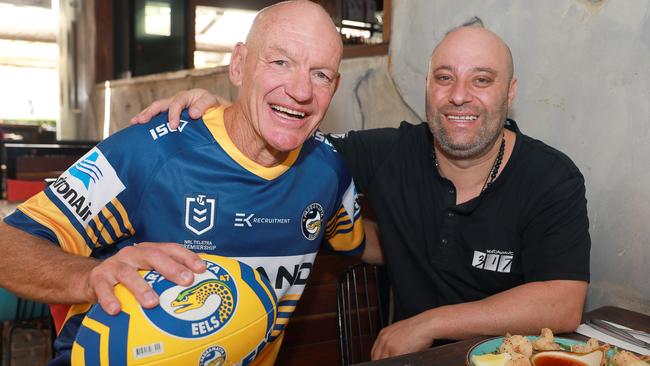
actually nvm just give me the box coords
[0,0,648,365]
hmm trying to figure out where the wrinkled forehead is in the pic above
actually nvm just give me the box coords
[252,14,342,68]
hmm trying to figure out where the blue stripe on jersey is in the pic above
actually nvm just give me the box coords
[273,323,285,331]
[75,325,101,366]
[86,219,102,247]
[277,311,292,318]
[87,309,130,366]
[278,300,299,307]
[3,209,59,244]
[43,188,95,249]
[105,202,130,237]
[95,210,119,244]
[336,211,349,220]
[334,217,352,227]
[239,262,276,337]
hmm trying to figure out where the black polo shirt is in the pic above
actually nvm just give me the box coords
[328,120,590,321]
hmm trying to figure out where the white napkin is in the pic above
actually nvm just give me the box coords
[576,320,650,356]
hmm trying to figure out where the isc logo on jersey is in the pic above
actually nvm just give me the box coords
[71,255,277,366]
[49,147,124,226]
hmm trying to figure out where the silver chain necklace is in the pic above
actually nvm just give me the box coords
[432,133,506,192]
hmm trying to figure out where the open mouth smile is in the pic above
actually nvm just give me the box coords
[446,114,478,122]
[271,104,306,120]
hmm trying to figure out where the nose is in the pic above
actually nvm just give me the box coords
[448,80,472,106]
[285,70,313,102]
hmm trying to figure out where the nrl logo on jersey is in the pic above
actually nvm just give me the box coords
[301,203,324,240]
[185,194,216,236]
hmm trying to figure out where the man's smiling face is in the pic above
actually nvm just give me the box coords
[231,2,342,157]
[425,26,517,159]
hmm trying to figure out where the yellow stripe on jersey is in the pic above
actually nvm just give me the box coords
[277,305,296,313]
[17,192,92,256]
[281,294,301,301]
[111,198,135,236]
[102,206,123,240]
[96,213,114,245]
[325,205,364,252]
[202,107,302,181]
[85,198,132,246]
[325,206,347,234]
[84,218,101,247]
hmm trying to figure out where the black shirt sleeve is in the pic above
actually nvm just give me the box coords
[520,172,591,282]
[327,127,402,194]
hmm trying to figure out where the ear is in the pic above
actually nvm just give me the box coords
[332,74,341,95]
[229,42,247,87]
[507,77,517,109]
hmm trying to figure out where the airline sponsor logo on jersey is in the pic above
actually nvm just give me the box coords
[50,147,125,225]
[233,212,292,228]
[471,249,513,273]
[185,194,216,236]
[301,203,324,240]
[149,119,188,140]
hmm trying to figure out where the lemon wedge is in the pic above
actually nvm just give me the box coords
[471,353,512,366]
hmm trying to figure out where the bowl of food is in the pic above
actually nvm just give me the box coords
[467,328,648,366]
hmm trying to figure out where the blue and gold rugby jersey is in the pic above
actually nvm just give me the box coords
[4,106,364,366]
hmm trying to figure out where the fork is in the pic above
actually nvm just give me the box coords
[586,319,650,349]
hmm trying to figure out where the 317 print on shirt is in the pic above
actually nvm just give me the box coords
[472,250,513,273]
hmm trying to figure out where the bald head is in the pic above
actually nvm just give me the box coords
[246,1,343,60]
[425,24,518,159]
[432,26,514,81]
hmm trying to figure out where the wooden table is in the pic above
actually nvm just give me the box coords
[354,306,650,366]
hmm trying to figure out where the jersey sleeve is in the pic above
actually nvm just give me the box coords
[3,114,173,256]
[326,127,401,194]
[317,139,365,255]
[520,172,591,282]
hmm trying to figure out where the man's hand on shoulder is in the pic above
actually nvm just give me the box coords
[130,89,227,129]
[85,242,206,315]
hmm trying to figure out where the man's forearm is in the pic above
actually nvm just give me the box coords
[360,218,384,265]
[0,221,97,304]
[421,280,587,340]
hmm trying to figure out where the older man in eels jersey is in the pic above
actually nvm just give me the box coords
[0,1,364,365]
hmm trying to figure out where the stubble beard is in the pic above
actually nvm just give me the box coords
[426,97,509,160]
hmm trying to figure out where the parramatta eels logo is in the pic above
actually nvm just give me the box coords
[68,151,103,189]
[142,259,237,339]
[198,345,226,366]
[301,203,324,240]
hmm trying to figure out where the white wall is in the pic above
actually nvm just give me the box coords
[390,0,650,314]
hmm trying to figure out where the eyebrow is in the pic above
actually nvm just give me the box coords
[267,45,300,63]
[267,45,339,74]
[433,65,499,76]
